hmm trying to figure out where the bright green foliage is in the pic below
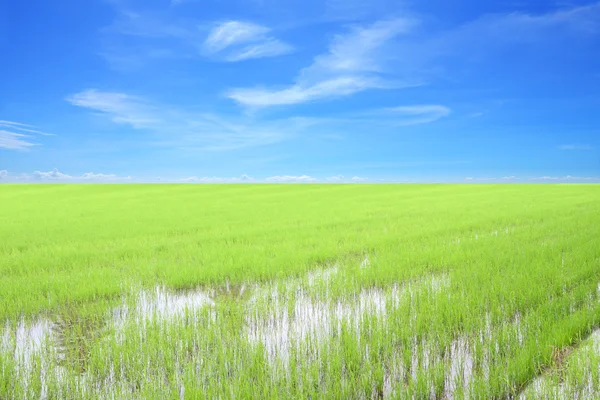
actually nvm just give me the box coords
[1,184,599,399]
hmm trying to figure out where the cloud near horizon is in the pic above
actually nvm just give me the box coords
[0,169,132,182]
[2,169,600,183]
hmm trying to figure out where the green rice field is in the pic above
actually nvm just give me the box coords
[1,184,599,399]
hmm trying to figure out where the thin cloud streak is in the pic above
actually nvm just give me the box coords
[203,21,270,53]
[225,39,294,62]
[380,105,451,126]
[203,21,294,61]
[0,121,54,150]
[227,18,419,107]
[67,89,314,151]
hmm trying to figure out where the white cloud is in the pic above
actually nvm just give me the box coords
[179,174,256,183]
[225,39,294,62]
[381,105,451,125]
[0,120,55,150]
[265,175,318,183]
[304,18,416,77]
[180,176,199,182]
[325,175,345,182]
[203,21,293,61]
[0,170,8,180]
[80,172,132,181]
[228,3,600,107]
[558,144,593,151]
[351,176,368,182]
[33,169,73,180]
[287,104,451,128]
[67,89,310,150]
[228,76,395,107]
[67,90,159,129]
[464,177,498,182]
[529,175,600,182]
[0,120,51,135]
[22,169,132,182]
[0,130,37,150]
[463,175,600,183]
[204,21,269,52]
[227,18,418,107]
[419,3,600,68]
[479,3,600,37]
[0,120,30,127]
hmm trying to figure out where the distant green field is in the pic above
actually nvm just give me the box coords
[1,184,599,399]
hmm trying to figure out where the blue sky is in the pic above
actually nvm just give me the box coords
[1,0,599,182]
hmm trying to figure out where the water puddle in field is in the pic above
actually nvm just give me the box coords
[518,328,600,399]
[15,258,600,399]
[1,318,58,399]
[112,286,215,328]
[244,262,451,368]
[1,318,54,370]
[1,260,457,398]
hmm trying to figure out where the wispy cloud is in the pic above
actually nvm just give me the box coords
[421,3,600,64]
[67,90,160,128]
[227,18,419,107]
[0,130,37,150]
[66,89,315,150]
[482,3,600,36]
[379,105,451,126]
[558,144,593,151]
[351,176,368,182]
[203,21,268,53]
[0,120,50,134]
[104,10,190,39]
[227,76,395,107]
[202,21,293,61]
[225,39,294,62]
[287,104,451,128]
[0,120,54,150]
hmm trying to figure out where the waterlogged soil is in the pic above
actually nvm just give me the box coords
[2,259,599,399]
[518,329,600,399]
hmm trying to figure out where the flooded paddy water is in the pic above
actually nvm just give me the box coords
[2,256,600,399]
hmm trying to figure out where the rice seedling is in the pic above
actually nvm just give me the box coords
[1,184,599,398]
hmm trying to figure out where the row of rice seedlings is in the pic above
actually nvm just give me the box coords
[2,184,597,321]
[1,184,599,398]
[519,330,600,399]
[3,253,600,399]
